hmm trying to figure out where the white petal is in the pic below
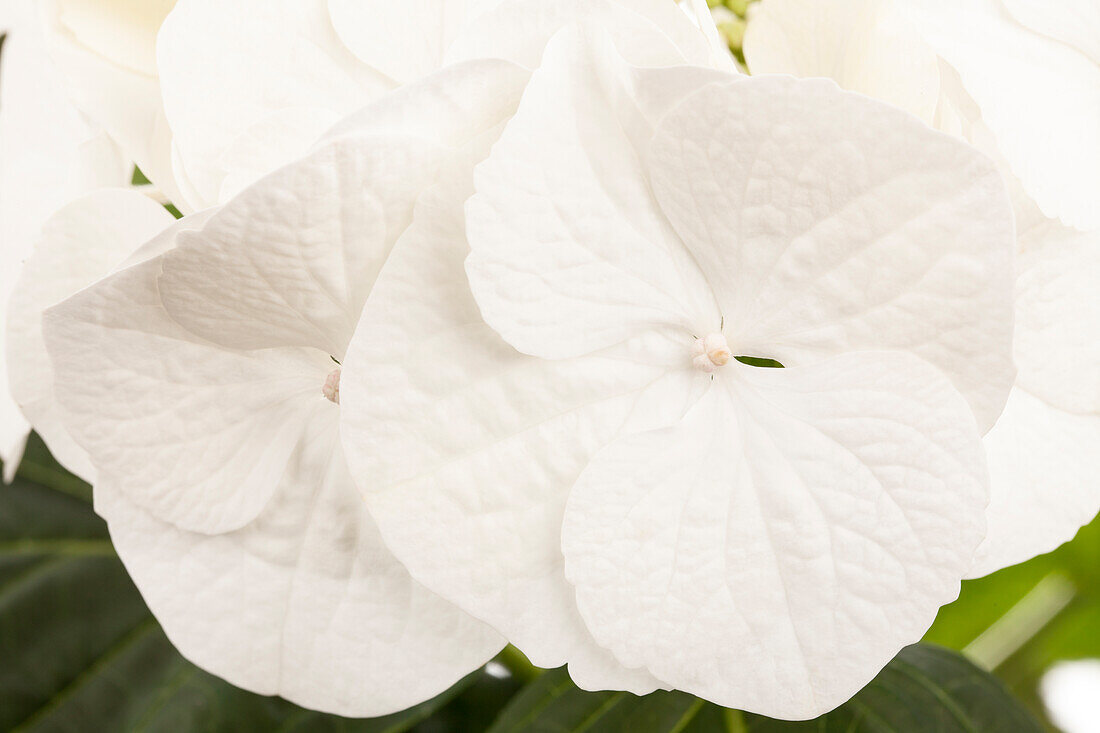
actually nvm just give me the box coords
[322,59,532,147]
[1001,0,1100,65]
[157,0,393,208]
[973,388,1100,577]
[680,0,740,73]
[99,430,503,717]
[0,2,130,476]
[907,0,1100,230]
[158,134,446,359]
[1012,223,1100,413]
[445,0,715,69]
[466,30,724,360]
[52,0,175,76]
[327,0,499,83]
[969,224,1100,575]
[647,75,1016,431]
[562,352,988,718]
[7,189,175,480]
[215,107,343,204]
[41,0,183,207]
[343,149,694,693]
[43,255,331,534]
[743,0,941,124]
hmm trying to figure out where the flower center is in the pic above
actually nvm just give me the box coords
[692,333,732,373]
[322,368,341,404]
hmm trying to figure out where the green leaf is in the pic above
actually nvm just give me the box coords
[741,644,1043,732]
[490,645,1042,733]
[0,455,482,732]
[487,668,704,732]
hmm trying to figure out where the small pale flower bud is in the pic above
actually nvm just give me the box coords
[692,333,733,373]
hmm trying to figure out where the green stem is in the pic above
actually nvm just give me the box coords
[495,645,542,684]
[723,708,748,733]
[15,460,93,503]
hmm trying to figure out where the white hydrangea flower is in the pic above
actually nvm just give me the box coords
[339,30,1016,718]
[743,0,1100,576]
[0,0,131,479]
[7,0,723,474]
[39,60,534,716]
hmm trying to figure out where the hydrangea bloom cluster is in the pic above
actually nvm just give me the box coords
[1,0,1095,721]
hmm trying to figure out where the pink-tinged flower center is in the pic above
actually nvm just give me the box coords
[692,333,732,373]
[323,368,341,404]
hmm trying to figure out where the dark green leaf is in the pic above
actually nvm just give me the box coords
[741,644,1044,732]
[487,668,704,732]
[489,645,1042,733]
[0,454,485,732]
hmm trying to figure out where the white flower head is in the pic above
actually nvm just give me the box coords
[40,60,543,716]
[743,0,1100,576]
[340,30,1016,718]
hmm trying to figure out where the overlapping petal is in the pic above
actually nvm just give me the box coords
[157,0,392,209]
[98,432,502,716]
[971,225,1100,575]
[342,133,682,695]
[44,251,330,533]
[41,59,528,717]
[743,0,941,123]
[444,0,714,69]
[740,0,1100,580]
[327,0,501,82]
[0,1,130,478]
[563,353,987,718]
[41,0,183,205]
[466,30,722,360]
[7,190,175,481]
[1001,0,1100,65]
[906,0,1100,230]
[158,135,445,358]
[647,75,1016,432]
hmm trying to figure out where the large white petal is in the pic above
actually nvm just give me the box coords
[158,134,445,359]
[445,0,714,69]
[343,150,697,693]
[7,190,175,481]
[743,0,941,124]
[157,0,393,208]
[970,225,1100,575]
[0,1,130,478]
[43,254,330,534]
[973,389,1100,577]
[562,352,988,718]
[648,75,1016,432]
[906,0,1100,230]
[466,30,725,360]
[99,426,503,717]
